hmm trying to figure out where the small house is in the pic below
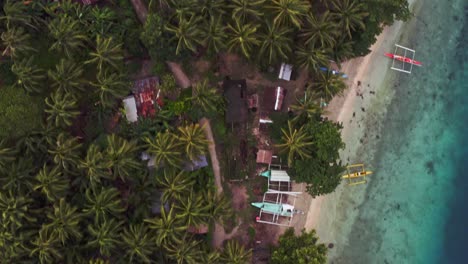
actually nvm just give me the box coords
[256,149,273,165]
[122,96,138,123]
[262,86,286,112]
[278,63,293,81]
[223,79,248,124]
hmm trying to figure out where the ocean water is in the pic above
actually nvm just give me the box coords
[329,0,468,263]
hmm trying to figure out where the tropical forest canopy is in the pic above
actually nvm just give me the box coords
[0,0,411,263]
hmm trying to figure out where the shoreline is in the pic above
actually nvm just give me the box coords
[293,0,421,246]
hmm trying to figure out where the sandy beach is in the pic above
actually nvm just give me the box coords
[291,0,421,251]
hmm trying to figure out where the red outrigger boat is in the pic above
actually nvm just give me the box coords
[384,52,422,67]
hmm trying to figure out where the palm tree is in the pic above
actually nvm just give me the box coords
[198,0,225,19]
[86,35,123,72]
[156,169,194,203]
[174,191,209,227]
[0,190,35,228]
[120,223,154,263]
[191,79,223,115]
[144,132,182,168]
[48,133,82,172]
[33,165,69,202]
[168,0,197,21]
[45,198,82,245]
[228,0,265,22]
[200,16,226,55]
[275,121,313,166]
[220,240,252,264]
[203,190,232,224]
[290,89,322,121]
[165,238,203,264]
[226,19,259,59]
[45,91,80,129]
[90,70,129,108]
[332,38,355,66]
[0,225,29,262]
[78,144,112,188]
[311,70,346,101]
[11,57,45,93]
[258,21,293,66]
[88,6,117,38]
[83,187,125,222]
[300,11,339,49]
[331,0,368,38]
[0,139,16,173]
[200,251,221,264]
[30,226,63,264]
[87,218,123,257]
[0,158,34,194]
[48,59,84,95]
[165,15,203,55]
[104,134,141,181]
[48,16,87,58]
[1,27,35,58]
[144,206,187,247]
[267,0,310,29]
[0,0,36,29]
[177,124,209,161]
[295,44,330,73]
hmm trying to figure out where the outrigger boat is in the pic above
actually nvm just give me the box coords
[384,53,422,67]
[342,164,373,186]
[385,44,422,74]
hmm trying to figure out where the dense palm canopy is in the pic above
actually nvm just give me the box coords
[165,15,203,55]
[156,169,195,203]
[78,144,112,188]
[87,218,123,257]
[30,227,63,264]
[1,26,35,58]
[34,165,69,202]
[144,132,182,168]
[331,0,368,38]
[191,79,223,115]
[300,11,339,49]
[174,191,209,227]
[226,19,259,59]
[91,70,129,108]
[0,139,16,173]
[145,206,187,247]
[295,44,330,73]
[104,134,141,181]
[48,16,87,58]
[0,158,35,194]
[45,198,82,245]
[276,121,313,166]
[47,133,82,172]
[121,223,154,263]
[200,15,226,55]
[259,20,293,65]
[228,0,265,22]
[44,91,80,128]
[86,35,124,72]
[48,59,84,95]
[83,186,125,222]
[267,0,310,29]
[290,89,322,121]
[220,239,252,264]
[311,70,347,101]
[177,123,209,161]
[0,190,35,228]
[0,0,36,29]
[166,238,203,264]
[11,57,45,93]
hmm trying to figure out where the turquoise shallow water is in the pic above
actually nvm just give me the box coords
[331,0,468,263]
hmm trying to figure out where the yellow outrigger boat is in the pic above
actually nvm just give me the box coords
[342,164,373,186]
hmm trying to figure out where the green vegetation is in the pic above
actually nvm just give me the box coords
[0,0,412,262]
[271,228,327,264]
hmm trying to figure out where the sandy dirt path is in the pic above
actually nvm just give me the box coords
[129,0,148,24]
[199,118,223,194]
[167,62,192,89]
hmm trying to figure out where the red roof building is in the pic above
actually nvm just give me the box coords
[256,149,273,164]
[132,77,162,119]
